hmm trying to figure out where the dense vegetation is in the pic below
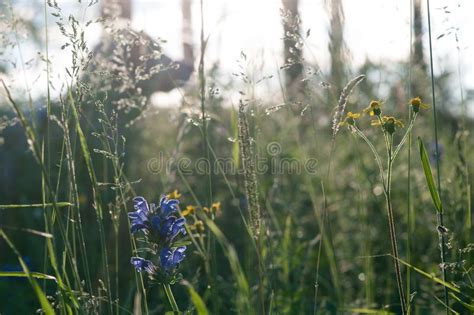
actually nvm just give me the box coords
[0,0,472,314]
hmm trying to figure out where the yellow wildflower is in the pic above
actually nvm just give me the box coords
[363,100,383,116]
[371,116,404,134]
[339,111,361,126]
[181,205,196,216]
[409,97,429,113]
[167,190,182,199]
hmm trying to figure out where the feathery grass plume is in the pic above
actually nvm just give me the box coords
[331,74,365,137]
[238,100,261,238]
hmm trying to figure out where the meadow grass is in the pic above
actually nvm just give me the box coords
[0,1,473,314]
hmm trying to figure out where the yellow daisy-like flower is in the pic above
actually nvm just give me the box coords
[409,97,430,113]
[371,116,404,134]
[166,190,182,199]
[339,111,361,126]
[181,205,196,216]
[363,100,383,116]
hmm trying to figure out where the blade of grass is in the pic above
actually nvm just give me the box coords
[2,78,82,302]
[0,202,73,209]
[426,0,449,310]
[0,230,55,314]
[407,1,414,312]
[0,271,57,281]
[181,280,210,315]
[395,257,462,295]
[205,219,253,314]
[67,88,113,313]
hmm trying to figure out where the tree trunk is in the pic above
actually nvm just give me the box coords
[410,0,427,97]
[102,0,132,20]
[327,0,347,93]
[413,0,426,73]
[181,0,194,66]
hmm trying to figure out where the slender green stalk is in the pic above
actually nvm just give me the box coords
[42,0,52,295]
[353,128,386,189]
[406,110,413,314]
[386,134,407,314]
[353,118,415,313]
[198,1,220,312]
[96,106,149,314]
[60,95,93,295]
[67,89,113,313]
[163,284,180,313]
[426,0,449,311]
[392,114,418,161]
[114,229,119,315]
[352,135,374,307]
[407,3,413,307]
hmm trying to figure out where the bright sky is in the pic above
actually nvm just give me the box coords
[4,0,474,111]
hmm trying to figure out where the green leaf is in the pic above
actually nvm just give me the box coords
[418,137,443,213]
[181,280,209,315]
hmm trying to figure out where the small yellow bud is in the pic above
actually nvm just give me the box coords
[363,100,383,116]
[409,97,429,113]
[167,190,182,199]
[181,205,196,216]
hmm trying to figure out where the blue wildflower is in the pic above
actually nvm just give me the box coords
[128,196,151,234]
[129,194,188,279]
[159,195,180,216]
[159,216,186,241]
[160,246,187,272]
[128,195,182,235]
[130,257,156,274]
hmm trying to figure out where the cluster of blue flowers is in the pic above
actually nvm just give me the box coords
[129,195,187,278]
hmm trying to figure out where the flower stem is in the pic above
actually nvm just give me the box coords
[163,284,180,313]
[353,127,386,190]
[386,135,407,314]
[426,0,449,311]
